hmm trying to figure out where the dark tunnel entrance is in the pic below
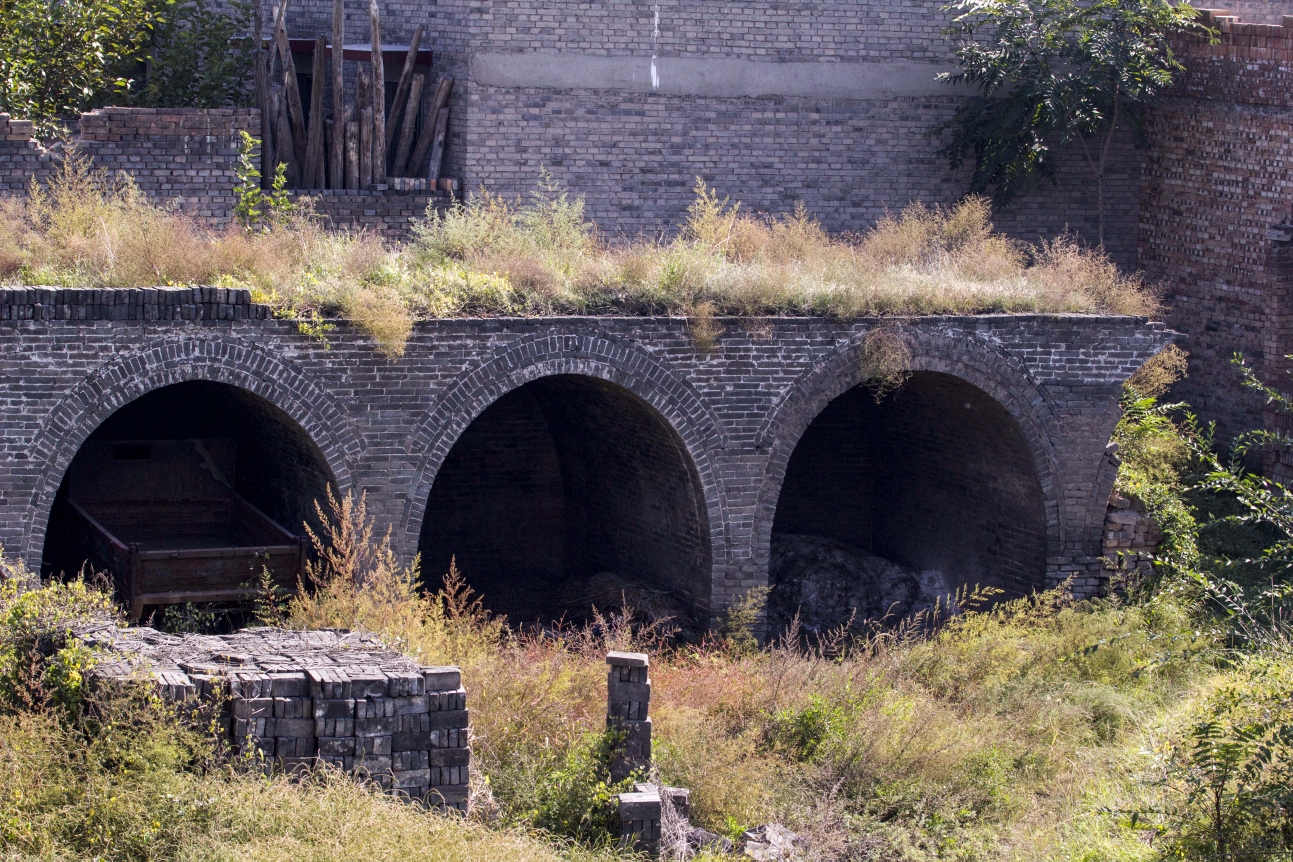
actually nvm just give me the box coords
[418,375,712,628]
[42,381,336,618]
[769,371,1047,635]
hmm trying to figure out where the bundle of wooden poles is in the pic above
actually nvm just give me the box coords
[252,0,454,191]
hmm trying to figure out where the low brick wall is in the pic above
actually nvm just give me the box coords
[295,189,453,240]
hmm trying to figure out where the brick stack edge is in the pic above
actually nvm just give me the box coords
[80,626,470,810]
[0,287,269,322]
[606,650,650,783]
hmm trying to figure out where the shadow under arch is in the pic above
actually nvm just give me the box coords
[755,330,1060,635]
[401,331,730,623]
[417,373,714,627]
[21,334,361,569]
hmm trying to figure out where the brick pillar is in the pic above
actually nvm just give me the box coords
[606,650,650,783]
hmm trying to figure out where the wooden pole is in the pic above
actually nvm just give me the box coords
[360,106,374,188]
[408,76,451,181]
[330,0,345,190]
[426,105,449,182]
[254,0,274,189]
[273,0,308,172]
[391,73,423,177]
[272,87,301,187]
[385,26,423,153]
[368,0,386,183]
[304,35,327,188]
[344,110,358,190]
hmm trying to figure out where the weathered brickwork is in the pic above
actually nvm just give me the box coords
[296,189,450,240]
[0,292,1170,623]
[1140,11,1293,438]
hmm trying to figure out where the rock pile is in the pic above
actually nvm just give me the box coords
[78,625,469,810]
[768,533,950,635]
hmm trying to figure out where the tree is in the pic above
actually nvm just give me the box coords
[936,0,1203,245]
[0,0,164,136]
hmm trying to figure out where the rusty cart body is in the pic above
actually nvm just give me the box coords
[59,438,305,620]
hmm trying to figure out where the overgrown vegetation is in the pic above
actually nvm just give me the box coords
[0,162,1159,356]
[0,0,252,136]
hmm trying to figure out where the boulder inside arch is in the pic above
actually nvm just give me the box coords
[769,371,1047,636]
[418,374,712,628]
[41,380,337,616]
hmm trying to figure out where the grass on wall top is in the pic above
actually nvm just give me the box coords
[0,160,1160,356]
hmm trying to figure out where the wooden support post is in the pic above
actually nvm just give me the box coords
[330,0,345,190]
[273,0,308,173]
[360,106,374,188]
[304,34,327,188]
[356,64,371,187]
[346,115,362,189]
[385,26,424,154]
[254,0,274,189]
[324,117,334,187]
[391,73,423,177]
[426,105,449,182]
[369,0,386,183]
[409,76,452,181]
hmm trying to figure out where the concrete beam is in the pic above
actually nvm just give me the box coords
[470,53,963,99]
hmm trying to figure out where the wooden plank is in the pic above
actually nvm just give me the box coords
[391,73,423,177]
[254,0,273,189]
[360,105,374,188]
[330,0,345,190]
[409,76,452,181]
[271,86,301,187]
[138,544,298,561]
[369,0,386,183]
[385,26,424,152]
[345,115,359,190]
[273,0,307,170]
[304,34,327,188]
[426,105,449,181]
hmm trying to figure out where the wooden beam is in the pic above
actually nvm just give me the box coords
[409,76,452,181]
[369,0,386,183]
[273,0,308,170]
[385,26,424,152]
[254,0,274,189]
[344,109,358,190]
[391,73,423,177]
[359,106,374,188]
[426,105,449,182]
[304,34,327,188]
[330,0,345,189]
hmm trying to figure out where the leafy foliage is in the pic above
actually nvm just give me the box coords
[0,0,164,136]
[130,0,253,109]
[938,0,1203,243]
[233,132,296,231]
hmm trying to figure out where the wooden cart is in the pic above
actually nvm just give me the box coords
[59,438,305,620]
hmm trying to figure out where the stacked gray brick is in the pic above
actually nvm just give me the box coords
[606,650,651,783]
[79,626,470,810]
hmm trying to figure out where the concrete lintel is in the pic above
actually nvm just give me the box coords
[470,52,962,99]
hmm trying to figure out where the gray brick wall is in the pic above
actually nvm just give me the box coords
[0,289,1171,623]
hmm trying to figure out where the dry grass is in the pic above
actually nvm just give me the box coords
[1,162,1160,356]
[251,490,1220,862]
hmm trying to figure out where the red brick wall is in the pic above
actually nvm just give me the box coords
[1140,11,1293,439]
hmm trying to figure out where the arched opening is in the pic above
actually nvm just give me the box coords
[769,371,1047,635]
[41,381,336,618]
[418,374,712,628]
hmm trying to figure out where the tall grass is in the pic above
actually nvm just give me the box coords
[0,162,1159,356]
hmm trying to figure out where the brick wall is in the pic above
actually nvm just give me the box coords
[1140,11,1293,438]
[0,294,1171,622]
[297,189,451,241]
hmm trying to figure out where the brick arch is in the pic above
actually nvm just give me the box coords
[400,331,730,578]
[753,325,1063,591]
[20,333,362,567]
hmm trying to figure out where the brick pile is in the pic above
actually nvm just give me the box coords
[78,625,470,810]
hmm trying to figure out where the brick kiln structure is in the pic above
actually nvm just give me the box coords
[0,289,1171,626]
